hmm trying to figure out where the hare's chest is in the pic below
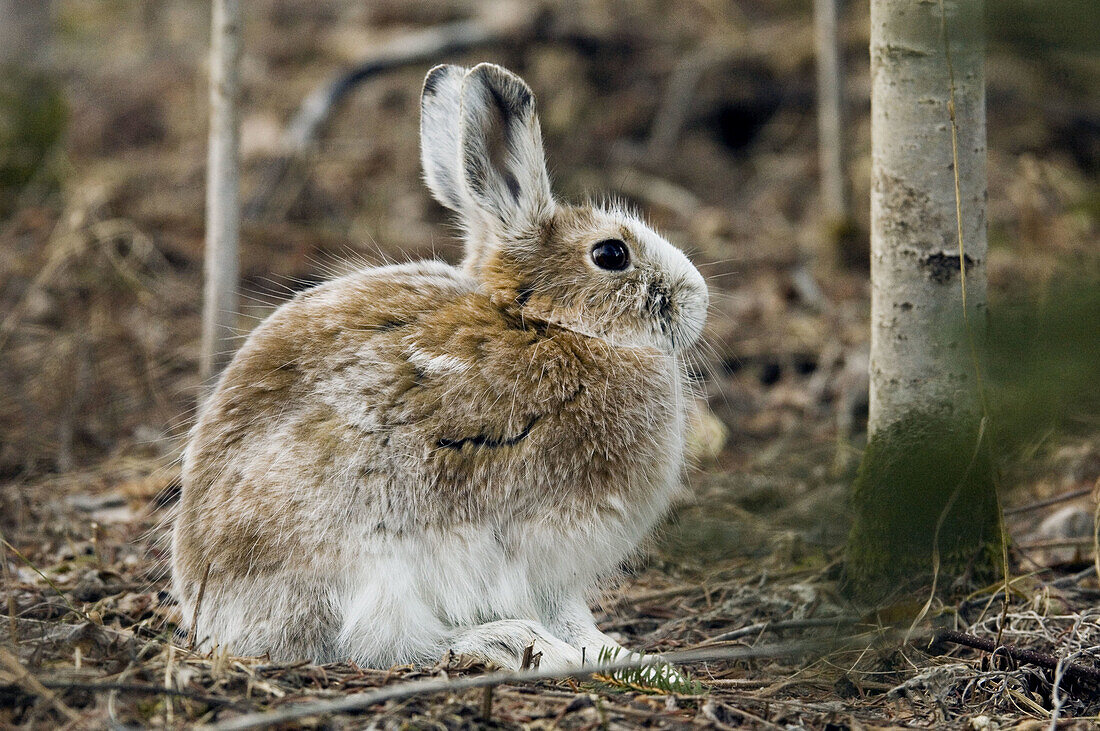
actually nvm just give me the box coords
[551,356,687,487]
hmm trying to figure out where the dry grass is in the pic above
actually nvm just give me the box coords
[3,452,1100,727]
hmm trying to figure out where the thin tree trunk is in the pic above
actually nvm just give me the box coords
[201,0,242,383]
[845,0,1001,601]
[813,0,848,225]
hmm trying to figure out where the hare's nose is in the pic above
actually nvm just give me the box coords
[647,283,674,320]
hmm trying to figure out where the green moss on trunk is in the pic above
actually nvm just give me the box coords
[843,412,1002,604]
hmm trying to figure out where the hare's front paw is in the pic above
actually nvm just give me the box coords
[450,619,583,672]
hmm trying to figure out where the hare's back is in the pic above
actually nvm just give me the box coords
[199,259,476,435]
[217,259,473,406]
[175,262,474,567]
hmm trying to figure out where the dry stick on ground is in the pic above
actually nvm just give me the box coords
[704,698,785,731]
[1050,566,1098,589]
[0,647,81,723]
[602,584,705,610]
[1093,476,1100,584]
[935,629,1100,686]
[520,643,535,671]
[164,644,176,726]
[1015,538,1098,552]
[27,681,247,709]
[205,639,848,731]
[699,616,860,646]
[244,8,534,220]
[1003,486,1095,516]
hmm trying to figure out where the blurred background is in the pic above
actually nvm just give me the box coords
[1,2,1099,725]
[0,0,1097,571]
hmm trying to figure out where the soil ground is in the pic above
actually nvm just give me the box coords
[1,1,1099,728]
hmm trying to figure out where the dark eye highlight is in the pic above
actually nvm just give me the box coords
[591,239,630,271]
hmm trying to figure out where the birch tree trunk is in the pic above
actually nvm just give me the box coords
[201,0,242,383]
[813,0,848,226]
[845,0,1001,600]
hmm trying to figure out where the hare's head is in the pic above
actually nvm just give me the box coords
[421,63,707,353]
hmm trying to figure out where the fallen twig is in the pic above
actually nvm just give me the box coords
[935,629,1100,686]
[15,680,248,708]
[1016,537,1096,552]
[700,616,859,646]
[1003,486,1093,516]
[0,647,81,722]
[706,698,785,731]
[1050,566,1098,588]
[479,683,493,721]
[1,532,18,647]
[204,639,845,730]
[602,584,704,610]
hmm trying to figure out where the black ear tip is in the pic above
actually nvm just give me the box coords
[423,64,461,98]
[466,63,535,112]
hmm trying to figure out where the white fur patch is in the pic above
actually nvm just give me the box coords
[405,348,470,376]
[335,496,670,667]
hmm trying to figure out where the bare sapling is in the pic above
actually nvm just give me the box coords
[201,0,242,383]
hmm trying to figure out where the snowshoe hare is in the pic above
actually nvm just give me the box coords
[172,63,708,670]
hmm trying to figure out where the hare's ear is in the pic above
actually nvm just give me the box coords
[458,63,554,231]
[420,64,468,211]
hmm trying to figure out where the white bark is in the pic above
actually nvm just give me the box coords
[201,0,243,383]
[868,0,987,434]
[813,0,848,222]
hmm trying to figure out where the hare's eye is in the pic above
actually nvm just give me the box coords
[591,239,630,271]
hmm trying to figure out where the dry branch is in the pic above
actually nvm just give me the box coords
[1003,486,1094,516]
[643,42,738,161]
[244,9,534,220]
[0,647,80,722]
[936,629,1100,686]
[28,680,246,708]
[205,639,840,730]
[1016,537,1096,552]
[700,616,859,645]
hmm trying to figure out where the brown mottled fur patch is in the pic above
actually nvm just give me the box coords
[174,260,682,598]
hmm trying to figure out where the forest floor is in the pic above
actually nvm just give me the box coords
[2,0,1099,728]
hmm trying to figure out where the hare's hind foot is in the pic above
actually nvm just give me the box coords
[449,619,584,672]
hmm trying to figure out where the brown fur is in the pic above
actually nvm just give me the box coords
[171,64,706,665]
[174,255,681,596]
